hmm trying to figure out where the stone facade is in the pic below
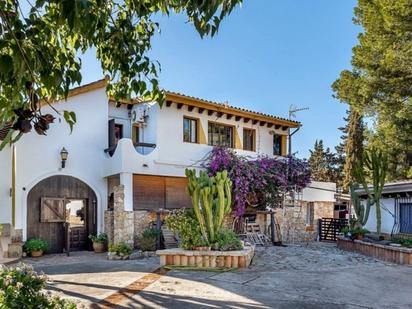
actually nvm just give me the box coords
[275,201,334,242]
[104,185,134,247]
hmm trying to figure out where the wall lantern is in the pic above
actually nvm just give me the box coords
[60,147,69,168]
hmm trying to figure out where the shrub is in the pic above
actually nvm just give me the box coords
[165,209,206,249]
[108,242,133,256]
[23,238,48,254]
[0,263,76,309]
[215,229,243,251]
[392,238,412,248]
[89,233,107,243]
[341,227,369,238]
[139,228,160,251]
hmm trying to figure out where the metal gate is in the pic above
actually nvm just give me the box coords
[318,218,348,241]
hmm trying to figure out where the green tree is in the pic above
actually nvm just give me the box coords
[333,0,412,180]
[309,140,343,185]
[342,108,364,191]
[0,0,242,145]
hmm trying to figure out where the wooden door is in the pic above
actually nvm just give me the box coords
[27,175,97,253]
[66,199,87,250]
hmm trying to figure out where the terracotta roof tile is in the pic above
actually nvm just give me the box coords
[165,91,301,127]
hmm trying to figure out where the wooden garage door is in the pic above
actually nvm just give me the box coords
[133,175,191,210]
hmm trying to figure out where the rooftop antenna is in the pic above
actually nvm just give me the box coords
[289,105,309,119]
[287,105,309,156]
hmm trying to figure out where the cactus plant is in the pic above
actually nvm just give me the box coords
[185,169,233,244]
[350,184,372,228]
[353,147,388,235]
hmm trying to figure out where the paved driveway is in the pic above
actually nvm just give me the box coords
[23,243,412,308]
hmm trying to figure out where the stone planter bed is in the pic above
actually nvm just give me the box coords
[156,246,255,269]
[337,237,412,265]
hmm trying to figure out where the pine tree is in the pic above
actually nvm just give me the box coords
[309,139,345,186]
[342,108,364,190]
[309,140,330,182]
[334,110,350,189]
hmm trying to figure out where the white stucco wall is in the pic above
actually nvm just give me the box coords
[6,87,109,238]
[363,198,395,234]
[103,102,289,178]
[301,181,336,202]
[0,146,12,223]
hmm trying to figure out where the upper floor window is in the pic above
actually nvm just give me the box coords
[273,134,282,156]
[183,117,198,143]
[114,124,123,144]
[208,122,233,148]
[243,128,255,151]
[132,125,140,144]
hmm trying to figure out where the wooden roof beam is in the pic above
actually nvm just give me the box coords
[259,121,266,126]
[226,114,233,120]
[235,116,242,121]
[166,100,173,107]
[187,105,195,112]
[177,103,184,109]
[208,110,214,116]
[267,123,273,128]
[198,108,205,114]
[252,119,259,125]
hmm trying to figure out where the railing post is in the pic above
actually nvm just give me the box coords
[318,218,322,241]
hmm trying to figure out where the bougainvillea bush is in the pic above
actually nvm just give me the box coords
[204,147,311,216]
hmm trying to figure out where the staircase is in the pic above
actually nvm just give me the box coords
[0,223,23,263]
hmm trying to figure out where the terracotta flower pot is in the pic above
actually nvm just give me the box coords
[93,242,105,253]
[356,234,364,240]
[31,250,43,257]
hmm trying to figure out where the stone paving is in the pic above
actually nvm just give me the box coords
[18,243,412,308]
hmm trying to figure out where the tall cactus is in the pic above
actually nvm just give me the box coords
[185,169,233,244]
[353,147,388,234]
[350,184,372,227]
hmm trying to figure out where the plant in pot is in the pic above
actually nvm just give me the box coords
[89,233,107,253]
[23,238,48,257]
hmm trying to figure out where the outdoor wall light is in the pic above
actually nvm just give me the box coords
[60,147,69,168]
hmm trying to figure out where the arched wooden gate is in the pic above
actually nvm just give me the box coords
[27,175,97,253]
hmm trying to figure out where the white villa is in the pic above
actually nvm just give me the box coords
[0,79,304,255]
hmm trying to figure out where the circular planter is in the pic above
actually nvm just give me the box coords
[93,242,105,253]
[31,250,43,257]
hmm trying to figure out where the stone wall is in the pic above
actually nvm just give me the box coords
[104,185,134,247]
[275,201,334,242]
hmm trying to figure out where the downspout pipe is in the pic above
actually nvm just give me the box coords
[288,127,300,156]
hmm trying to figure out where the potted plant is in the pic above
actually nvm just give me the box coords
[23,238,48,257]
[89,233,107,253]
